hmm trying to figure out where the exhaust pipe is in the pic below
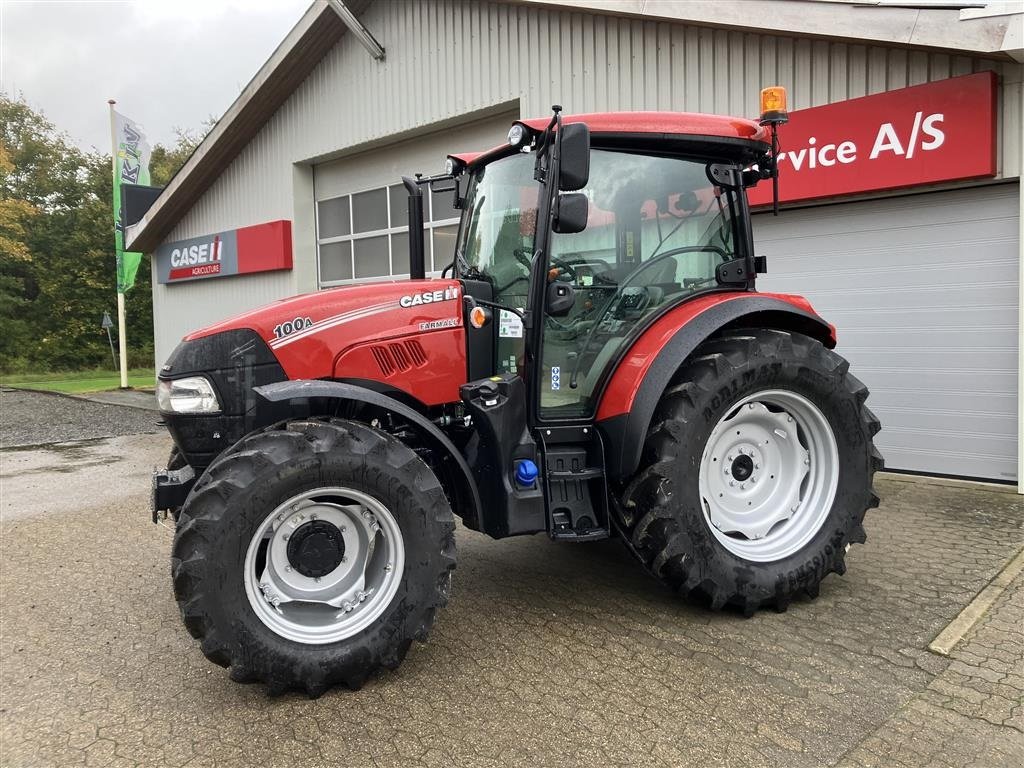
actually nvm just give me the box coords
[402,176,425,280]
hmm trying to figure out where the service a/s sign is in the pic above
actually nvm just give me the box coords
[155,220,293,284]
[748,72,997,207]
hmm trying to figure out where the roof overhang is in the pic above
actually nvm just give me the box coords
[521,0,1023,61]
[126,1,361,253]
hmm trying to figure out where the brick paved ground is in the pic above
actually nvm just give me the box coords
[838,572,1024,768]
[1,402,1021,767]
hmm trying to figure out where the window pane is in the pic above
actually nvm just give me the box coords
[317,196,350,239]
[431,225,459,272]
[319,241,352,282]
[388,184,407,228]
[352,188,388,233]
[431,187,459,222]
[353,235,390,278]
[391,231,409,275]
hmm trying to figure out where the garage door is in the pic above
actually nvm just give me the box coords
[754,184,1020,483]
[313,111,517,287]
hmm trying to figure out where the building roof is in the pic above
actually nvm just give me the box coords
[126,0,1021,253]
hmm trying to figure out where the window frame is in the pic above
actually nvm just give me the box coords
[315,181,462,288]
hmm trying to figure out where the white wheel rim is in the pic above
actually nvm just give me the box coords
[243,487,405,644]
[698,389,839,562]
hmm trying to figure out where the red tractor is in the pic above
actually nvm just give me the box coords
[153,93,881,696]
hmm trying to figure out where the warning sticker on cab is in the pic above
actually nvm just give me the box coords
[499,309,524,338]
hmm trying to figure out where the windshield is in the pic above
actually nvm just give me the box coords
[458,148,741,417]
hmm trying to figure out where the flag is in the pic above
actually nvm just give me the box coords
[111,110,151,293]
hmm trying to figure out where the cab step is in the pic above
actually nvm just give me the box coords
[539,425,610,542]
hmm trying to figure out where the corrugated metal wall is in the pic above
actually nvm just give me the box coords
[151,0,1023,365]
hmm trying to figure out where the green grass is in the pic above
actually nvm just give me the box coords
[0,368,156,394]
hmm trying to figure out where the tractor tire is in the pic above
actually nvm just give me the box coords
[171,418,457,697]
[619,329,881,615]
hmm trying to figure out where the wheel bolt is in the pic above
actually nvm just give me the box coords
[755,463,760,469]
[385,563,393,572]
[747,403,754,409]
[804,458,810,465]
[342,556,348,563]
[340,526,347,533]
[315,577,321,583]
[729,481,735,487]
[285,566,291,572]
[740,483,746,489]
[282,534,289,541]
[791,504,799,512]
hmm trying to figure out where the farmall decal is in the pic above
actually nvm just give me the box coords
[748,72,996,207]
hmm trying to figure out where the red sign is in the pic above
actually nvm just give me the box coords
[156,220,293,284]
[748,72,997,207]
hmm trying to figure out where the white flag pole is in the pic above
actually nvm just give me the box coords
[109,99,129,389]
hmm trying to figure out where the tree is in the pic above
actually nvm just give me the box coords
[0,94,207,372]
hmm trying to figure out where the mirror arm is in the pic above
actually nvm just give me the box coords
[463,294,525,320]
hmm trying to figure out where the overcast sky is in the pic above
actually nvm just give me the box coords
[1,0,310,152]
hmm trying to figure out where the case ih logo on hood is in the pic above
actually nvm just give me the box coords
[399,287,459,308]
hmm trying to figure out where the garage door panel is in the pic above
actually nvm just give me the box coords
[756,189,1018,241]
[880,445,1017,481]
[868,403,1019,434]
[837,351,1017,378]
[759,222,1017,260]
[753,184,1019,481]
[832,319,1017,344]
[774,284,1015,311]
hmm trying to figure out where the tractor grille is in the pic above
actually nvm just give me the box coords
[371,340,428,377]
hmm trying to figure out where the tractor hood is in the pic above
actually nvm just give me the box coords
[181,279,467,405]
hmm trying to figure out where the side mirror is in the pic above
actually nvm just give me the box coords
[553,192,588,234]
[558,122,590,191]
[546,281,576,317]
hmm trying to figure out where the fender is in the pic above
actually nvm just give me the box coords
[253,379,482,529]
[596,293,835,480]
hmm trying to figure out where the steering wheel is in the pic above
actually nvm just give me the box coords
[567,245,728,389]
[513,247,579,281]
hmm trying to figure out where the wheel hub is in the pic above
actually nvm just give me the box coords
[698,390,840,562]
[730,453,754,481]
[243,488,405,645]
[287,519,346,578]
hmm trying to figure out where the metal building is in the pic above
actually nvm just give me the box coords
[126,0,1024,488]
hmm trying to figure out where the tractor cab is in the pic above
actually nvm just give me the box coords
[412,108,777,541]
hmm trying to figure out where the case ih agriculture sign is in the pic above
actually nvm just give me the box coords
[748,72,997,207]
[155,220,293,284]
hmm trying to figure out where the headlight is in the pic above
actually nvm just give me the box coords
[157,376,221,414]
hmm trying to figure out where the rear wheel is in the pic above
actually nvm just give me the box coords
[619,329,881,614]
[171,418,456,696]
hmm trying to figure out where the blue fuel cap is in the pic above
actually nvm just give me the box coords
[515,459,539,487]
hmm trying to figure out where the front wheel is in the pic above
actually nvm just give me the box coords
[171,419,456,696]
[619,329,882,614]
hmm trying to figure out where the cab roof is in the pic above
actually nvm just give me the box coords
[449,111,770,169]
